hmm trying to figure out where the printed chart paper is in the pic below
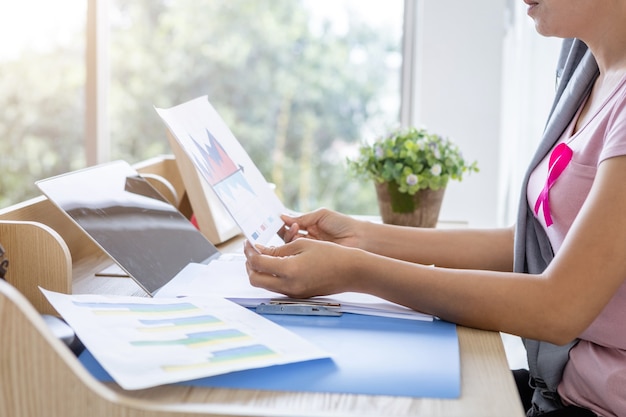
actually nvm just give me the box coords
[42,289,329,390]
[155,96,286,247]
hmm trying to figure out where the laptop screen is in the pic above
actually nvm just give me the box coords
[36,160,220,295]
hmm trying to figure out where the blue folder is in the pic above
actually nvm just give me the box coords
[80,312,460,398]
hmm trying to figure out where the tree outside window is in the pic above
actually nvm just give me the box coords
[0,0,403,215]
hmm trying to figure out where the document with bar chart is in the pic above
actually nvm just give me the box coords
[155,96,287,247]
[42,289,329,390]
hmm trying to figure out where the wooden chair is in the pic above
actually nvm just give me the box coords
[0,156,254,416]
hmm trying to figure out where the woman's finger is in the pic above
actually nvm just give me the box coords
[243,241,298,275]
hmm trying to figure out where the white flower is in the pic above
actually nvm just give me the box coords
[374,146,384,159]
[406,174,418,186]
[430,164,442,176]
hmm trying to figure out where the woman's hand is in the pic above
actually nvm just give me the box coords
[244,239,359,299]
[279,208,363,248]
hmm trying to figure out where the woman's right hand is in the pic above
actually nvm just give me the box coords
[279,208,363,249]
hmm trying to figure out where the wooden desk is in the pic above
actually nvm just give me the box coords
[77,249,524,416]
[0,156,525,417]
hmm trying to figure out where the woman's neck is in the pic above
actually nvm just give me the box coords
[573,62,626,135]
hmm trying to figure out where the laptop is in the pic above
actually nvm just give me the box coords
[36,160,221,296]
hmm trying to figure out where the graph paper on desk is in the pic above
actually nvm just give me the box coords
[81,310,460,398]
[42,289,328,390]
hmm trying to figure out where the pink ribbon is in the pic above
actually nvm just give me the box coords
[534,142,573,227]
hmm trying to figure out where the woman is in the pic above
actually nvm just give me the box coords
[244,1,626,415]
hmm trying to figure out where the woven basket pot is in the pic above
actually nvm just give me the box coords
[375,181,445,228]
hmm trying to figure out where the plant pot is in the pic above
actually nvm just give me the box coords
[375,181,445,227]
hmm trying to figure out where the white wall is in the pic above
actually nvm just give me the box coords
[497,4,561,226]
[412,0,560,228]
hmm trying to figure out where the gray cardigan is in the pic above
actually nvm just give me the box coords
[513,39,599,415]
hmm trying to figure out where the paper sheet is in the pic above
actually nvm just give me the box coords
[155,96,286,247]
[42,289,329,390]
[156,261,433,321]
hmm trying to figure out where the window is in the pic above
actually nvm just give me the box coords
[0,0,404,215]
[0,2,86,207]
[108,0,404,213]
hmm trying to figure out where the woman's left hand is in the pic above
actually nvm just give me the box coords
[243,239,358,299]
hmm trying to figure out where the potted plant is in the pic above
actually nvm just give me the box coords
[347,127,479,227]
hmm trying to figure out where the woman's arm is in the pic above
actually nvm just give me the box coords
[352,156,626,344]
[356,222,515,272]
[247,156,626,345]
[281,210,515,272]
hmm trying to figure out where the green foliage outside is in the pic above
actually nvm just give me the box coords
[0,46,85,206]
[0,0,401,214]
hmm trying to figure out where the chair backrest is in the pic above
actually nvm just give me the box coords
[0,220,72,315]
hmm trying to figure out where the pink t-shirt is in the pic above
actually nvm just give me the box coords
[527,75,626,417]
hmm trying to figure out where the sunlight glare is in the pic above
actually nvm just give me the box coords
[0,1,85,61]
